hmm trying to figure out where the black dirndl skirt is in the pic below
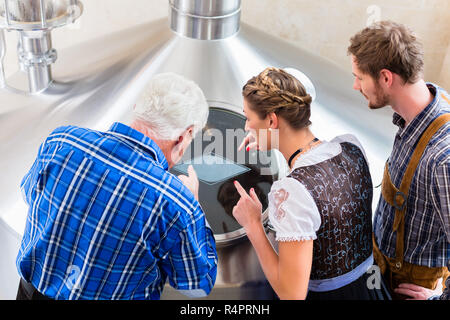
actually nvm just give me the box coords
[306,265,392,300]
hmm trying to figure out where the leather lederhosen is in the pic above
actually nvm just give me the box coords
[373,113,450,299]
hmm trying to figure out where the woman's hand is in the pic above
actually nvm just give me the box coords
[232,181,263,232]
[238,131,258,152]
[178,165,199,200]
[232,182,312,300]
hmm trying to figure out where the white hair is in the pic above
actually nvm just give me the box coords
[133,73,209,140]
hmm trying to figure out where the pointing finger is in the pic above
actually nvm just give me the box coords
[247,141,258,151]
[238,133,251,151]
[234,180,249,199]
[238,137,246,152]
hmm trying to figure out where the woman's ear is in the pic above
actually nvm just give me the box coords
[268,112,278,129]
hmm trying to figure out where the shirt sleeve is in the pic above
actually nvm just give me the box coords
[162,205,218,298]
[432,160,450,243]
[268,177,321,242]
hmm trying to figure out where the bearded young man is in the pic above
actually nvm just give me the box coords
[348,21,450,300]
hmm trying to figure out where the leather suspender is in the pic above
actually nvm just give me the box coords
[381,113,450,270]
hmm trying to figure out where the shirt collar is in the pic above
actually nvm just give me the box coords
[107,122,169,170]
[392,83,440,146]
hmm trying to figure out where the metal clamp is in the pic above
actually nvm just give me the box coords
[18,47,57,67]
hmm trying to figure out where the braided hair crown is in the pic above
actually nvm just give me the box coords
[243,67,312,129]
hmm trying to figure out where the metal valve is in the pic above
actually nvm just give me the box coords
[0,0,83,93]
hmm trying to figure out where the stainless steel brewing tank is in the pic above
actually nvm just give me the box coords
[0,5,397,300]
[163,105,281,299]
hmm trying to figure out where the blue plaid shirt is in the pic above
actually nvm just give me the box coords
[16,122,217,300]
[374,83,450,268]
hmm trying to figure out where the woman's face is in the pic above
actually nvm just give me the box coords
[243,99,275,151]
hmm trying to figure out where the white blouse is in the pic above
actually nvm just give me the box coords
[268,134,368,242]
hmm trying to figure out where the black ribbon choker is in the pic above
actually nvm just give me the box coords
[288,137,319,168]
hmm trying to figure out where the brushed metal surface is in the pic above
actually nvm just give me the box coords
[161,229,278,300]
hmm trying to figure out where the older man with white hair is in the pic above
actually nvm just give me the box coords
[15,73,217,300]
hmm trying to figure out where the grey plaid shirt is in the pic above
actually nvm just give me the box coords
[374,83,450,268]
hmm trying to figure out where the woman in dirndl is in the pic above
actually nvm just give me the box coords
[232,67,391,300]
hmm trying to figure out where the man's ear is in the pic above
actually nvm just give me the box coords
[173,126,195,155]
[171,125,195,164]
[186,125,194,139]
[169,134,185,167]
[175,133,184,147]
[379,69,394,88]
[174,126,191,145]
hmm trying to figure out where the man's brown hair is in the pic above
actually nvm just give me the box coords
[348,20,424,84]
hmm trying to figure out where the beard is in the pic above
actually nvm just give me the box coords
[361,83,390,110]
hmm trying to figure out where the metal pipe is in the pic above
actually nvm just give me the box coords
[0,29,5,88]
[169,0,241,40]
[18,31,56,92]
[39,0,47,29]
[3,0,10,27]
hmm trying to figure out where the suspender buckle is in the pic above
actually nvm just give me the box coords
[393,191,406,211]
